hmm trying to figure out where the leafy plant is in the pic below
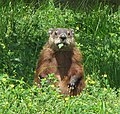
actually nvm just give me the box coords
[0,73,120,113]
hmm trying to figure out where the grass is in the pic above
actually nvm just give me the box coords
[0,0,120,113]
[0,73,120,114]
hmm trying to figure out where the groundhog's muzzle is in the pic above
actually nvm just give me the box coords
[59,33,67,41]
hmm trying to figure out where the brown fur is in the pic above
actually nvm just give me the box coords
[34,28,85,96]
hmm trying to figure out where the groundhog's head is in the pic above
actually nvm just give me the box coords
[48,28,75,50]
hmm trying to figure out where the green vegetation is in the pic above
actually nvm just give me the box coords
[0,73,120,113]
[0,0,120,113]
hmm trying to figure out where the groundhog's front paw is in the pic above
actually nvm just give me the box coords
[68,82,76,90]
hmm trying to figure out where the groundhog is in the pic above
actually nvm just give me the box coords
[34,28,85,96]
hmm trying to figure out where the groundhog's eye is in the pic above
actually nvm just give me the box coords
[55,31,58,36]
[67,32,70,36]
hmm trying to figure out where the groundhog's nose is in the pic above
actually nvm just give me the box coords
[60,33,67,40]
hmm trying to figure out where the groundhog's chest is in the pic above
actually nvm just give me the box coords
[54,51,73,78]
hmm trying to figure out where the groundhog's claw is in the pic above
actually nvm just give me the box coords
[68,82,76,90]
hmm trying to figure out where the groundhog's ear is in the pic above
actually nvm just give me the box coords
[48,28,54,34]
[70,29,74,34]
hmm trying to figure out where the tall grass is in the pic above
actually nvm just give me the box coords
[0,1,119,87]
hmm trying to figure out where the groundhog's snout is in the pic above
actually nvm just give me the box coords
[60,33,67,41]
